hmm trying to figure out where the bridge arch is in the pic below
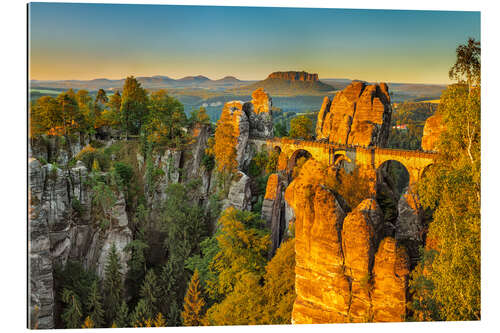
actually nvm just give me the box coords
[376,160,410,197]
[288,149,312,177]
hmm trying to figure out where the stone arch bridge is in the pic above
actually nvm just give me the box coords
[250,138,437,186]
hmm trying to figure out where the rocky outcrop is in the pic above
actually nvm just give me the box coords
[315,96,332,140]
[262,173,288,256]
[215,89,273,172]
[247,88,274,139]
[285,160,350,323]
[342,199,383,322]
[285,159,410,324]
[421,113,445,151]
[28,156,133,328]
[316,81,392,147]
[29,158,54,329]
[222,171,252,212]
[372,237,409,322]
[217,100,251,170]
[395,188,424,266]
[267,71,319,82]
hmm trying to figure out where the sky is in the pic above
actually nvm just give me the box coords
[29,3,480,84]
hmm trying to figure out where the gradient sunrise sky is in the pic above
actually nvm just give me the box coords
[29,3,480,84]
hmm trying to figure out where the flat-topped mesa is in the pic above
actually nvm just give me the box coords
[267,71,319,82]
[316,81,392,147]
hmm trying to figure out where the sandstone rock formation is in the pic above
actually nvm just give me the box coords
[421,113,445,151]
[342,199,383,322]
[28,156,132,328]
[372,237,409,322]
[267,71,319,82]
[214,90,274,172]
[261,173,288,256]
[222,171,252,212]
[284,159,410,324]
[316,81,392,147]
[395,187,424,266]
[247,88,274,139]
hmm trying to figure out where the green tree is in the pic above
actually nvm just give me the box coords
[415,83,480,320]
[158,181,208,326]
[56,89,82,136]
[139,269,161,319]
[103,244,124,325]
[102,90,121,128]
[85,280,104,327]
[130,299,150,327]
[144,89,187,148]
[274,120,288,137]
[91,179,117,230]
[448,38,481,92]
[289,115,313,140]
[182,269,206,326]
[124,237,149,303]
[61,288,83,328]
[120,76,148,137]
[114,300,129,328]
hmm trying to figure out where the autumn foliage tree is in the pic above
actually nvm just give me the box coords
[210,108,238,175]
[204,235,295,326]
[289,115,313,140]
[182,269,206,326]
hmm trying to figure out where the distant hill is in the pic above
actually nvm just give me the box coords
[232,71,335,96]
[214,76,241,83]
[30,75,252,91]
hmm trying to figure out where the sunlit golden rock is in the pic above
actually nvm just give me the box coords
[251,88,272,114]
[316,81,392,146]
[342,199,382,322]
[285,160,350,323]
[372,237,409,322]
[421,113,445,151]
[285,159,410,324]
[264,173,279,200]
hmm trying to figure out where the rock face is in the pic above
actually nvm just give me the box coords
[285,160,410,324]
[247,88,274,139]
[421,113,445,151]
[372,237,410,322]
[316,81,392,147]
[342,199,383,322]
[29,159,54,329]
[28,157,132,328]
[219,100,251,170]
[267,71,319,82]
[215,90,273,172]
[261,173,288,256]
[222,171,252,212]
[395,188,424,266]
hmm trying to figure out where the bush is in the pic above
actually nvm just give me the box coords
[201,153,215,172]
[113,162,134,187]
[71,198,84,216]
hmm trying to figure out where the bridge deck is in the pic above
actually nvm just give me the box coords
[265,137,438,158]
